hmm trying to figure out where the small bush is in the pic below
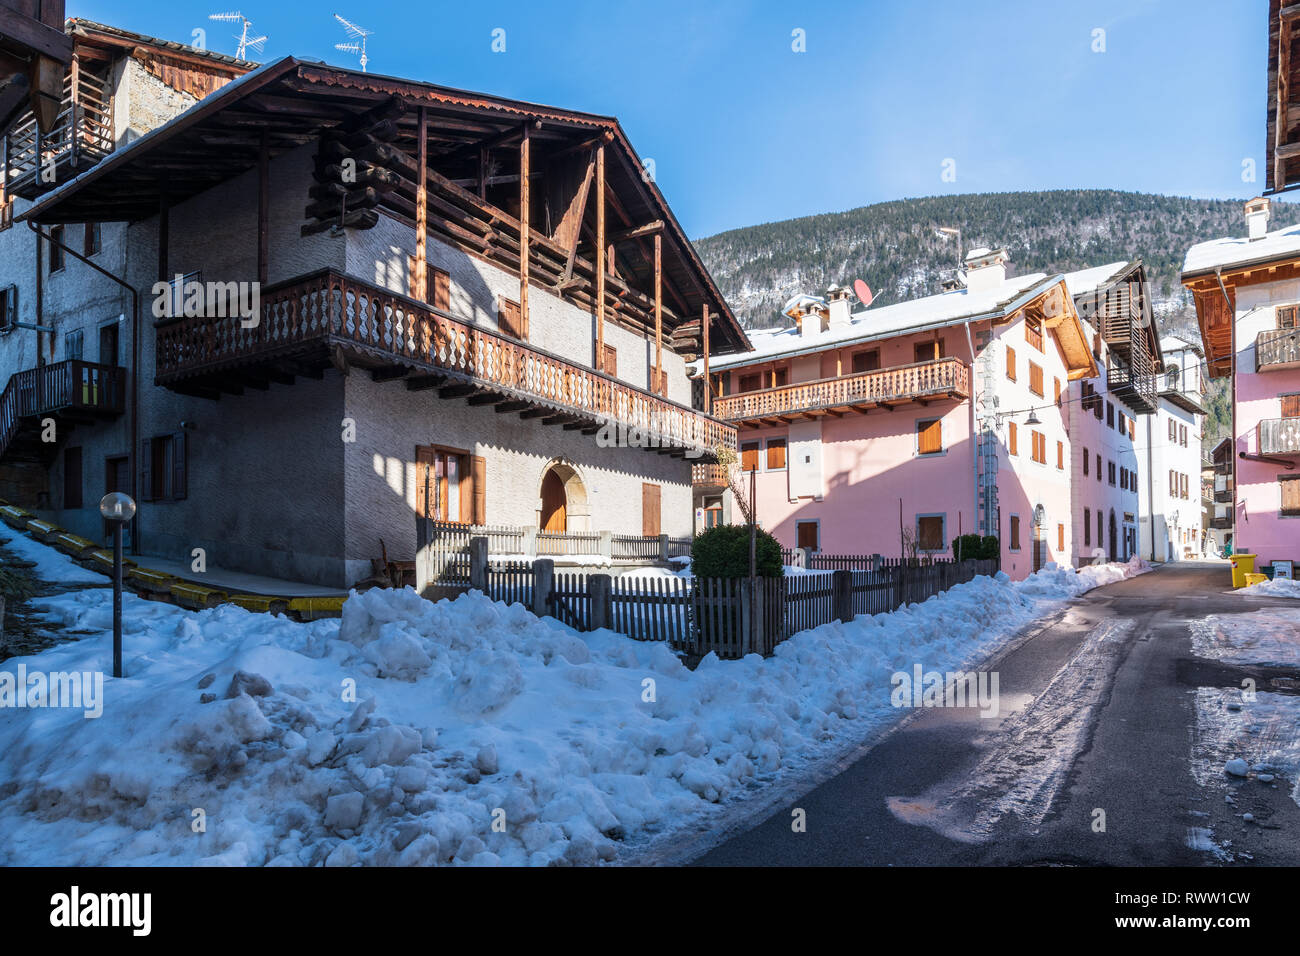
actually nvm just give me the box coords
[692,524,783,579]
[954,534,999,561]
[980,535,1000,560]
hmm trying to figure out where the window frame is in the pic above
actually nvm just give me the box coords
[795,519,820,552]
[916,416,944,457]
[915,513,946,554]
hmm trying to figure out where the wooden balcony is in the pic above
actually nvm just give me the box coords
[691,462,730,489]
[1209,516,1232,530]
[712,358,970,428]
[1258,417,1300,457]
[154,269,734,459]
[5,68,114,199]
[1256,328,1300,373]
[1,360,125,462]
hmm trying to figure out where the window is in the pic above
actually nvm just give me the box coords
[917,418,943,456]
[1097,511,1103,548]
[1169,470,1177,496]
[1081,381,1101,414]
[1096,453,1101,482]
[1281,475,1300,517]
[601,344,617,377]
[408,258,450,311]
[1008,420,1018,456]
[1084,508,1091,546]
[63,447,83,509]
[1180,424,1187,447]
[1031,430,1047,464]
[0,185,11,231]
[642,482,661,537]
[917,515,945,552]
[740,442,759,472]
[141,433,187,502]
[765,437,787,470]
[1028,362,1044,397]
[1009,514,1021,551]
[1180,474,1189,500]
[773,367,789,387]
[65,329,84,360]
[1056,440,1064,470]
[161,270,201,319]
[1025,315,1043,351]
[1057,523,1065,552]
[1106,401,1114,428]
[498,296,527,342]
[84,222,101,257]
[1108,461,1116,486]
[1168,417,1176,441]
[1053,377,1061,405]
[1279,305,1298,330]
[0,284,16,331]
[1282,394,1300,418]
[1006,345,1017,381]
[1083,448,1089,476]
[416,445,485,525]
[738,372,762,393]
[48,225,65,273]
[1128,417,1135,440]
[796,520,819,551]
[851,349,880,373]
[914,339,944,363]
[1166,365,1181,390]
[703,496,723,529]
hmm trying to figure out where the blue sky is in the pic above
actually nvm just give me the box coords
[71,0,1275,237]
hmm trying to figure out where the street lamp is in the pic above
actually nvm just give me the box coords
[99,492,136,678]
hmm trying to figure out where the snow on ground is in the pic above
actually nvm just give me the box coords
[1190,610,1300,668]
[1235,577,1300,599]
[1192,688,1300,811]
[0,524,107,586]
[0,537,1146,866]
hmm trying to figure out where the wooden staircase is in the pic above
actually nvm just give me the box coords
[0,360,125,465]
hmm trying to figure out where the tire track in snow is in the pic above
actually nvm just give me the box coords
[888,618,1135,842]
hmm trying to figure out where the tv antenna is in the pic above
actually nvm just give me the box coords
[209,12,267,60]
[334,14,374,72]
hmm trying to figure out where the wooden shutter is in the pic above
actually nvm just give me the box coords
[601,344,617,376]
[1008,421,1018,455]
[918,516,943,551]
[1181,474,1188,499]
[1006,345,1017,380]
[766,438,787,469]
[1083,448,1089,475]
[472,455,486,525]
[852,349,880,373]
[140,438,153,502]
[1053,377,1061,404]
[1,284,16,329]
[740,442,759,472]
[1282,394,1300,418]
[415,446,434,519]
[917,419,942,455]
[1010,515,1020,549]
[1029,362,1043,396]
[1128,417,1135,439]
[773,367,789,386]
[797,521,819,550]
[1280,475,1300,516]
[172,431,187,500]
[1279,305,1298,329]
[1057,440,1064,469]
[739,372,761,392]
[1058,523,1065,552]
[642,482,661,536]
[1084,508,1091,546]
[498,296,525,340]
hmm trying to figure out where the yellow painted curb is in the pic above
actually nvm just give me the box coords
[51,532,100,559]
[288,595,347,619]
[230,593,290,614]
[87,549,138,574]
[170,582,230,610]
[0,504,33,527]
[127,567,177,595]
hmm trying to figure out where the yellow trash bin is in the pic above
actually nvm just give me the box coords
[1230,554,1256,588]
[1244,573,1268,587]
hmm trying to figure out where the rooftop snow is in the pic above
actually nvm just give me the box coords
[1062,261,1129,298]
[699,271,1053,371]
[1183,222,1300,276]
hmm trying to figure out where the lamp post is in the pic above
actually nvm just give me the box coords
[99,492,136,678]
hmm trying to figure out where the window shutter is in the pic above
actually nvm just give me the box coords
[471,455,487,525]
[1010,515,1020,549]
[642,482,661,537]
[1084,508,1091,546]
[1057,441,1064,469]
[1008,421,1018,455]
[1281,394,1300,418]
[797,521,819,550]
[1058,523,1065,552]
[1279,305,1298,330]
[498,297,523,340]
[918,419,942,455]
[1280,476,1300,516]
[741,442,759,472]
[432,268,450,312]
[140,438,153,501]
[602,344,617,377]
[1006,345,1016,380]
[2,284,16,329]
[64,447,83,509]
[1128,417,1135,439]
[172,432,187,500]
[766,438,787,470]
[1053,377,1061,404]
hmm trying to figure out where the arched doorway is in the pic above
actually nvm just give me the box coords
[540,470,567,531]
[1108,511,1117,563]
[536,460,591,532]
[1032,504,1046,573]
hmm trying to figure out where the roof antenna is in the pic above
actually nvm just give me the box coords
[334,14,374,72]
[208,12,268,60]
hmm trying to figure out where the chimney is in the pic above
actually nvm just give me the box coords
[825,284,852,330]
[799,302,828,338]
[961,247,1009,293]
[1245,196,1270,241]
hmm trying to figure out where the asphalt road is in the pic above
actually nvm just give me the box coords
[693,563,1300,866]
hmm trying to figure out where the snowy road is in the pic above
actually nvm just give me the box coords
[692,564,1300,866]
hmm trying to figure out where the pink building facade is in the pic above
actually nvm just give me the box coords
[697,250,1098,580]
[1184,199,1300,575]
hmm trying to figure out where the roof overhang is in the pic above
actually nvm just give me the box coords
[1040,278,1100,381]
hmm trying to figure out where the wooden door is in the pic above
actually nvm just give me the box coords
[1108,513,1117,562]
[541,470,567,531]
[642,482,661,537]
[104,455,129,541]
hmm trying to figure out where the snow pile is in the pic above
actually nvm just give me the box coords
[1236,576,1300,599]
[1190,609,1300,667]
[1193,688,1300,810]
[0,536,1145,866]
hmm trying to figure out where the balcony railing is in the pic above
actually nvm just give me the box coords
[712,358,970,426]
[1258,417,1300,457]
[5,69,114,198]
[1209,516,1232,530]
[691,463,730,488]
[1,360,125,459]
[154,269,734,457]
[1256,328,1300,373]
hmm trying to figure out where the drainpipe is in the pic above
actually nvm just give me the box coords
[1146,412,1156,562]
[1239,450,1295,469]
[963,319,979,534]
[27,220,140,554]
[1215,266,1237,550]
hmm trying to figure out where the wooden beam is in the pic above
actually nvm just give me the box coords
[595,143,605,371]
[520,122,530,339]
[412,107,428,301]
[702,303,711,415]
[1279,16,1293,189]
[257,129,269,286]
[654,232,662,394]
[609,220,664,244]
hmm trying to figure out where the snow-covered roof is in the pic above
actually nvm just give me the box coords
[699,270,1054,371]
[1182,222,1300,276]
[1159,333,1203,357]
[1062,261,1130,298]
